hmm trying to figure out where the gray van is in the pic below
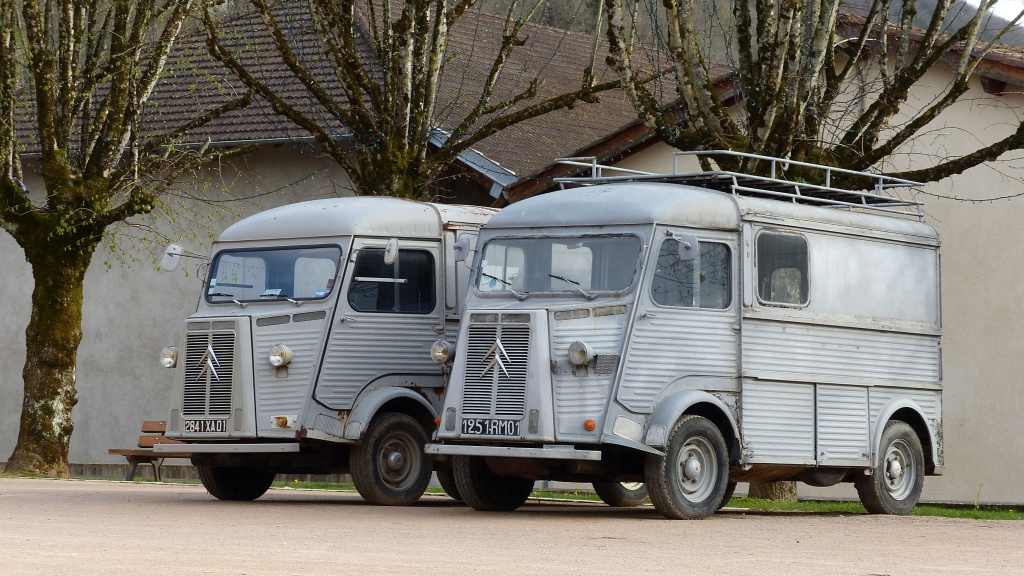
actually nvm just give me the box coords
[427,152,942,519]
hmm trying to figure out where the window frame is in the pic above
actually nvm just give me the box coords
[205,244,342,305]
[649,236,733,311]
[754,230,811,308]
[346,247,438,315]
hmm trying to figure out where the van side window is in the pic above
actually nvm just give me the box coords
[348,248,435,313]
[651,239,731,309]
[756,232,809,306]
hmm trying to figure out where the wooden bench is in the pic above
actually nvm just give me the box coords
[108,420,193,481]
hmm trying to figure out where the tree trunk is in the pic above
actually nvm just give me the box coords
[747,481,798,501]
[4,244,95,476]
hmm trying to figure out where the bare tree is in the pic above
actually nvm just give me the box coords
[202,0,619,200]
[604,0,1024,184]
[0,0,251,475]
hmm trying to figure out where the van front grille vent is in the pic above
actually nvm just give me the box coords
[462,322,530,418]
[183,330,235,417]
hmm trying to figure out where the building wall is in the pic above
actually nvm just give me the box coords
[0,144,354,466]
[612,68,1024,504]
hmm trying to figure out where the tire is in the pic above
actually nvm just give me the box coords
[645,415,729,520]
[436,469,463,502]
[718,482,737,510]
[350,412,432,506]
[856,420,924,515]
[452,455,533,512]
[593,481,648,507]
[197,466,276,501]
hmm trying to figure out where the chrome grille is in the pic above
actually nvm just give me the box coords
[463,322,530,418]
[183,330,235,417]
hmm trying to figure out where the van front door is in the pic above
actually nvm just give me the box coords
[616,228,740,414]
[313,238,443,409]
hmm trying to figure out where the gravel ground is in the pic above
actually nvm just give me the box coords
[1,477,1021,575]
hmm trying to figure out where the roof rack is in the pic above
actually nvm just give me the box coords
[553,150,924,219]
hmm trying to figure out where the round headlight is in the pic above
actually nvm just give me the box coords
[430,340,451,364]
[568,341,595,366]
[269,344,293,367]
[159,346,177,368]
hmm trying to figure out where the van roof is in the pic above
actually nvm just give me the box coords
[487,183,938,244]
[218,197,498,242]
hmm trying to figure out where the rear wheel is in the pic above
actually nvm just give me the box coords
[593,482,648,507]
[197,466,276,501]
[436,469,463,501]
[350,412,432,506]
[856,420,924,515]
[452,455,533,512]
[645,415,729,520]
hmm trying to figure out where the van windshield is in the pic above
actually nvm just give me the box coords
[206,245,342,303]
[477,235,642,297]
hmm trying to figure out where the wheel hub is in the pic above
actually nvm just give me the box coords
[386,450,406,471]
[683,453,703,482]
[886,457,903,481]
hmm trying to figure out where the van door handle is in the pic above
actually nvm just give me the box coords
[340,315,357,323]
[641,312,658,319]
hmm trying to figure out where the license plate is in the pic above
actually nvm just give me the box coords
[184,419,227,433]
[461,418,520,436]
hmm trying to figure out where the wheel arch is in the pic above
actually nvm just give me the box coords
[346,388,437,441]
[645,390,740,452]
[872,400,938,474]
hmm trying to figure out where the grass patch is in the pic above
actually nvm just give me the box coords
[725,497,1024,520]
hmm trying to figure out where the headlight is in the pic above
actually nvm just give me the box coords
[269,344,293,367]
[159,346,177,368]
[568,341,595,366]
[430,340,451,364]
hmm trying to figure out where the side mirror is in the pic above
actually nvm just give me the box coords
[160,244,183,271]
[384,238,399,265]
[670,232,698,261]
[453,235,472,263]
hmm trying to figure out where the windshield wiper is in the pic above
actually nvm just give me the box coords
[208,292,247,308]
[480,272,528,301]
[548,274,596,300]
[261,293,302,306]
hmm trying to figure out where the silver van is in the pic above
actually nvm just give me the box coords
[157,197,495,504]
[427,152,942,519]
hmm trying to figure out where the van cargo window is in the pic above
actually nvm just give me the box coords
[756,232,809,305]
[477,235,641,296]
[651,239,731,309]
[206,246,341,303]
[348,248,436,313]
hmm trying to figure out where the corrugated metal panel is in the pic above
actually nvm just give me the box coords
[183,329,236,417]
[314,314,440,409]
[618,310,738,412]
[253,324,325,415]
[550,314,628,440]
[743,320,940,384]
[741,381,815,464]
[869,387,942,435]
[461,322,530,418]
[817,385,870,463]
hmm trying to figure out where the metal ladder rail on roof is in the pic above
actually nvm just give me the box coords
[554,150,925,220]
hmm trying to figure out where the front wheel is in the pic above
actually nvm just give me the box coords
[350,412,432,506]
[593,482,648,507]
[855,420,924,515]
[645,415,729,520]
[197,466,276,501]
[452,455,533,512]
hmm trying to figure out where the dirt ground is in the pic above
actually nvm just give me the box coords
[0,477,1021,575]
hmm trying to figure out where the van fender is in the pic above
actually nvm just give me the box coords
[870,399,938,469]
[344,387,437,441]
[644,390,740,449]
